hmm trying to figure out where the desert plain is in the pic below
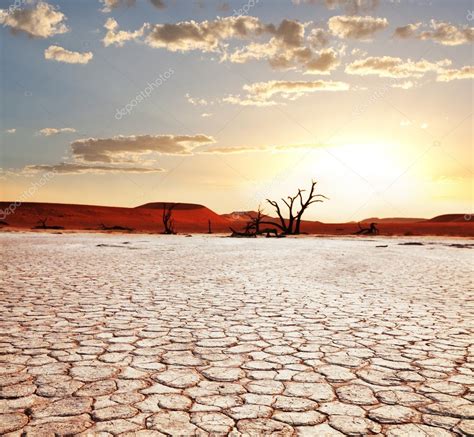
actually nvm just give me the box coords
[0,233,473,436]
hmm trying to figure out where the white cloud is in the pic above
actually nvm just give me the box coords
[71,134,216,163]
[228,39,340,74]
[394,20,473,46]
[5,128,16,134]
[227,20,339,74]
[201,145,269,154]
[245,79,350,97]
[38,127,77,136]
[103,18,147,47]
[201,142,326,154]
[144,16,268,52]
[328,15,388,40]
[393,22,421,39]
[99,0,137,13]
[99,0,165,13]
[436,66,474,82]
[0,2,68,38]
[185,93,211,106]
[24,162,164,174]
[345,55,451,78]
[308,28,329,48]
[222,94,277,107]
[392,80,415,89]
[103,16,340,74]
[293,0,379,14]
[22,132,217,175]
[351,47,367,57]
[44,45,93,64]
[201,113,212,117]
[223,79,350,106]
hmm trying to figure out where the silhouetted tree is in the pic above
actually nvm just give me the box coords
[162,203,178,234]
[263,180,327,235]
[245,205,266,234]
[36,217,49,229]
[354,222,379,235]
[33,216,64,230]
[208,220,212,234]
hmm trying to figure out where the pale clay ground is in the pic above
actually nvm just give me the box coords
[0,233,473,437]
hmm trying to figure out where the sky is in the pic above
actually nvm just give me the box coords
[0,0,473,221]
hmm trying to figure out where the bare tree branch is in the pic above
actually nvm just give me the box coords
[266,179,327,235]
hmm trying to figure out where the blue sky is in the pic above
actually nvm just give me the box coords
[1,0,472,220]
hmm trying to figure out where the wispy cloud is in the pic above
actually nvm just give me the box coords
[71,134,216,163]
[394,20,473,46]
[392,80,415,89]
[185,93,211,106]
[38,127,77,136]
[223,79,350,106]
[328,15,388,40]
[99,0,166,13]
[293,0,379,14]
[201,142,327,154]
[201,145,269,154]
[345,55,451,78]
[24,162,164,174]
[103,18,147,47]
[99,0,136,13]
[436,66,474,82]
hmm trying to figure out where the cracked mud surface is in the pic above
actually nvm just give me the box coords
[0,233,473,436]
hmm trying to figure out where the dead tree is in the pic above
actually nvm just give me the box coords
[229,226,257,238]
[294,180,327,234]
[162,203,178,234]
[245,205,266,235]
[230,205,278,238]
[208,220,212,234]
[100,223,133,231]
[354,222,379,235]
[36,217,49,229]
[33,217,64,230]
[262,180,327,235]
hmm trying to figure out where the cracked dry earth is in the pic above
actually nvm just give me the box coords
[0,234,473,437]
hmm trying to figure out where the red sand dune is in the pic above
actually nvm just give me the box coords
[360,217,425,223]
[0,202,230,233]
[0,202,473,237]
[427,214,471,223]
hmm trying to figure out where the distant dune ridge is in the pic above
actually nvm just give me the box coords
[0,202,472,237]
[427,214,473,222]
